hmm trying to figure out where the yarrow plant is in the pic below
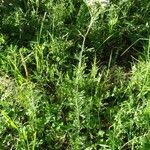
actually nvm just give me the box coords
[84,0,109,18]
[85,0,109,8]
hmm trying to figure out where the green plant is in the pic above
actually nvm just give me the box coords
[0,0,150,149]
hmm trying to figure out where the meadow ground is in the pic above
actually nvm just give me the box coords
[0,0,150,149]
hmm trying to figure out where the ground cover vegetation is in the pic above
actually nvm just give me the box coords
[0,0,150,149]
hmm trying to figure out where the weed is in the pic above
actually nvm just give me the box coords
[0,0,150,149]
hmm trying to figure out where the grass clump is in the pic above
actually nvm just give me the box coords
[0,0,150,149]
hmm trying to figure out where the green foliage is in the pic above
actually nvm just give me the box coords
[0,0,150,149]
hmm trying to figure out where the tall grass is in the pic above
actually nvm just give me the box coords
[0,0,150,149]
